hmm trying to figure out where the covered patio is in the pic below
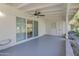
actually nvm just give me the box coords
[0,3,79,56]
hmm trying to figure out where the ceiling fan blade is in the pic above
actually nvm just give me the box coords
[38,12,40,14]
[39,15,45,16]
[33,10,45,17]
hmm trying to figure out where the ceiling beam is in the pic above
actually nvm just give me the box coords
[41,12,65,16]
[70,4,79,9]
[42,9,64,13]
[23,3,61,12]
[27,9,66,16]
[17,3,30,9]
[27,9,64,15]
[43,10,65,14]
[46,13,65,15]
[41,8,64,13]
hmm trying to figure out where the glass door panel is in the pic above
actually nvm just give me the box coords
[16,17,26,42]
[27,20,33,38]
[34,21,38,36]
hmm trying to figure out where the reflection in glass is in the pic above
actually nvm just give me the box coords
[27,20,33,38]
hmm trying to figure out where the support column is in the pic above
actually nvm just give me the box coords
[66,3,70,39]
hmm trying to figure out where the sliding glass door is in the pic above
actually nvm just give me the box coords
[27,20,38,38]
[16,18,38,41]
[16,17,26,42]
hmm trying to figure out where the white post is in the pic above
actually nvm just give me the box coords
[66,4,74,56]
[66,3,70,39]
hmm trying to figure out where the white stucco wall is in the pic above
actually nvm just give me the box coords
[0,4,46,50]
[38,18,46,36]
[0,14,16,48]
[45,15,66,36]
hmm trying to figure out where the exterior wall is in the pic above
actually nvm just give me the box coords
[45,15,66,36]
[0,5,46,50]
[0,14,16,50]
[38,18,46,36]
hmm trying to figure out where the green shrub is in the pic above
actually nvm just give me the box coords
[76,32,79,37]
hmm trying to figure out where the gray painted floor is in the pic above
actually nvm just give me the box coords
[0,35,66,56]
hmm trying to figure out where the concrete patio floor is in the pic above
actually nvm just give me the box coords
[0,35,66,56]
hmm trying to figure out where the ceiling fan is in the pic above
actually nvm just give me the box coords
[33,11,45,17]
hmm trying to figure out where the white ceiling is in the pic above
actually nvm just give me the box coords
[4,3,79,20]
